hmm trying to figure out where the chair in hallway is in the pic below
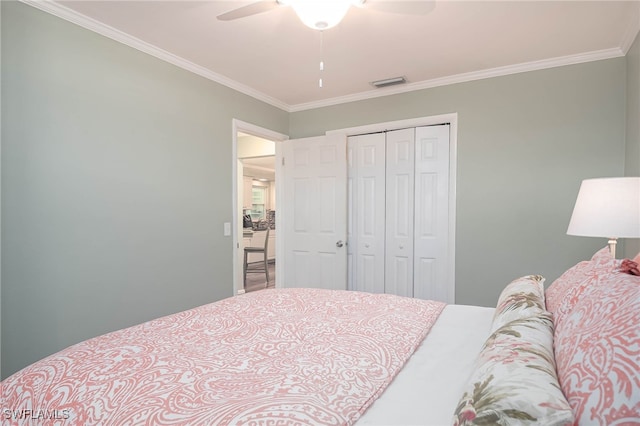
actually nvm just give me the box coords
[244,226,270,288]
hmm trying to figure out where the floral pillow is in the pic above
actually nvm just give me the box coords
[452,313,574,426]
[553,269,640,425]
[491,275,546,332]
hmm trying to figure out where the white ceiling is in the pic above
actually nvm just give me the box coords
[243,156,276,181]
[41,1,640,111]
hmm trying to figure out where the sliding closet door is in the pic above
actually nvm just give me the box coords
[413,125,451,301]
[385,128,415,297]
[347,133,386,293]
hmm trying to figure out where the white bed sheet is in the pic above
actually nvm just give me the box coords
[356,304,495,426]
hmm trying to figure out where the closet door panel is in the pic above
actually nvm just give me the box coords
[417,173,437,238]
[414,257,437,300]
[414,125,450,302]
[347,143,356,291]
[385,128,415,298]
[349,133,386,294]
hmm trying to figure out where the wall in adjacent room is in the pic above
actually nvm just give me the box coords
[290,59,627,307]
[1,1,288,378]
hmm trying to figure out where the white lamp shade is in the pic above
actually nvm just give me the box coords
[567,177,640,238]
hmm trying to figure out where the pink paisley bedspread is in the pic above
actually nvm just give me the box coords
[2,288,445,425]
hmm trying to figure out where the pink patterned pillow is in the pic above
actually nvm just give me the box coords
[545,247,617,325]
[553,270,640,424]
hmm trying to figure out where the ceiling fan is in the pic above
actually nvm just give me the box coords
[217,1,436,31]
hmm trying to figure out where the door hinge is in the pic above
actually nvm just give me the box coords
[282,157,285,166]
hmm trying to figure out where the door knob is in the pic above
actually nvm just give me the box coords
[336,240,344,248]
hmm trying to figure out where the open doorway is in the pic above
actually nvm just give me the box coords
[239,137,276,292]
[231,120,287,296]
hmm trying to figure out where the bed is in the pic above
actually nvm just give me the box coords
[2,247,639,425]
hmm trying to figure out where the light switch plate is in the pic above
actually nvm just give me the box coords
[223,222,231,236]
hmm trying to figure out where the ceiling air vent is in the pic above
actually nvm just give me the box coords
[371,76,407,88]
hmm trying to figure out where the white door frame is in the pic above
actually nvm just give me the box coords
[327,113,458,302]
[231,119,288,296]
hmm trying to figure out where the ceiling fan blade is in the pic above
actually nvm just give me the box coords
[217,1,280,21]
[365,0,435,15]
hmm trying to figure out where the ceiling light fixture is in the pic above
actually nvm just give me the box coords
[319,32,324,88]
[278,0,364,30]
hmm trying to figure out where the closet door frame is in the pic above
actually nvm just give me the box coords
[328,113,458,303]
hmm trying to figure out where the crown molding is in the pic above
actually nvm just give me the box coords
[21,0,635,115]
[289,48,626,112]
[20,0,291,112]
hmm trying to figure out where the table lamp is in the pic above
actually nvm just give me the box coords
[567,177,640,258]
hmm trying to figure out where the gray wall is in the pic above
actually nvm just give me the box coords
[625,32,640,258]
[290,59,627,306]
[1,1,636,379]
[1,1,288,378]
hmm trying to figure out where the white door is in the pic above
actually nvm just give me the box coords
[346,124,452,302]
[347,133,386,293]
[385,128,415,297]
[281,134,348,290]
[413,125,451,301]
